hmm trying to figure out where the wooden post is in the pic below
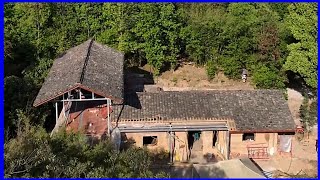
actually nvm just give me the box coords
[55,102,58,123]
[62,93,65,119]
[107,98,111,135]
[226,131,230,160]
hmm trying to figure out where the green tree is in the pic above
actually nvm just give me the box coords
[5,120,168,178]
[252,64,286,89]
[179,4,226,65]
[300,97,318,133]
[285,3,317,89]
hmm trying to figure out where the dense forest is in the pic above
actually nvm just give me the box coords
[4,3,318,178]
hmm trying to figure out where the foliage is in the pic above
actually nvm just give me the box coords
[4,76,50,140]
[5,120,168,178]
[179,3,294,87]
[300,97,318,131]
[284,3,318,89]
[206,60,218,80]
[96,3,182,75]
[179,4,225,65]
[5,3,317,83]
[252,64,286,89]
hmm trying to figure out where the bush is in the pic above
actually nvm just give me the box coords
[5,122,168,178]
[252,64,286,89]
[206,60,218,80]
[219,56,242,79]
[300,97,317,131]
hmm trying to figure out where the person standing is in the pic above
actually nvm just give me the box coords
[242,68,248,83]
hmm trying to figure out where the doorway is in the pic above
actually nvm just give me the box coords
[187,131,203,162]
[213,131,218,147]
[187,131,201,150]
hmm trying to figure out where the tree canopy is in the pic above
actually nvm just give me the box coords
[285,3,318,89]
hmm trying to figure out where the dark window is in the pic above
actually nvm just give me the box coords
[242,133,255,141]
[143,136,158,146]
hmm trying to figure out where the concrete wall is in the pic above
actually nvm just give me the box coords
[230,133,278,156]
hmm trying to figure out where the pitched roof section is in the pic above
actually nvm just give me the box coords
[112,90,295,131]
[33,39,124,107]
[81,41,124,102]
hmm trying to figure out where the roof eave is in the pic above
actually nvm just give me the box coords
[230,129,296,134]
[33,84,81,107]
[33,83,124,107]
[79,84,124,103]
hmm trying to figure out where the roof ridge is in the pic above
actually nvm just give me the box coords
[79,39,94,83]
[132,89,284,95]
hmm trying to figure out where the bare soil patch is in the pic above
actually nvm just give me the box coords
[153,64,254,91]
[287,88,304,126]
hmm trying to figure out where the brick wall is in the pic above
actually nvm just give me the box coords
[174,132,189,162]
[124,132,190,162]
[66,106,109,139]
[216,131,228,159]
[122,131,279,162]
[124,132,170,152]
[202,131,228,160]
[230,133,278,156]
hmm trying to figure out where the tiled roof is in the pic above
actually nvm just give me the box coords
[112,90,295,131]
[33,39,124,107]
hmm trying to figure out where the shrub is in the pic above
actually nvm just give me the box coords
[252,64,286,89]
[5,121,168,178]
[206,60,218,80]
[300,97,317,131]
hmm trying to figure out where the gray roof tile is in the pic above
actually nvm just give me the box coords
[112,90,295,131]
[33,39,124,106]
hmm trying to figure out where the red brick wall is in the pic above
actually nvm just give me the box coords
[66,105,112,138]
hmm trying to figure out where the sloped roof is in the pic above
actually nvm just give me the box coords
[112,90,295,132]
[193,158,266,178]
[33,39,124,107]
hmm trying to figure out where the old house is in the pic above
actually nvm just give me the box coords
[34,39,296,163]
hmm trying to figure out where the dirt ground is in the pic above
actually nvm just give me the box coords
[287,88,304,126]
[154,64,254,91]
[141,64,317,177]
[255,135,318,177]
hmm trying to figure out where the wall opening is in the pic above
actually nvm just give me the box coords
[213,131,218,147]
[242,133,255,141]
[143,136,158,146]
